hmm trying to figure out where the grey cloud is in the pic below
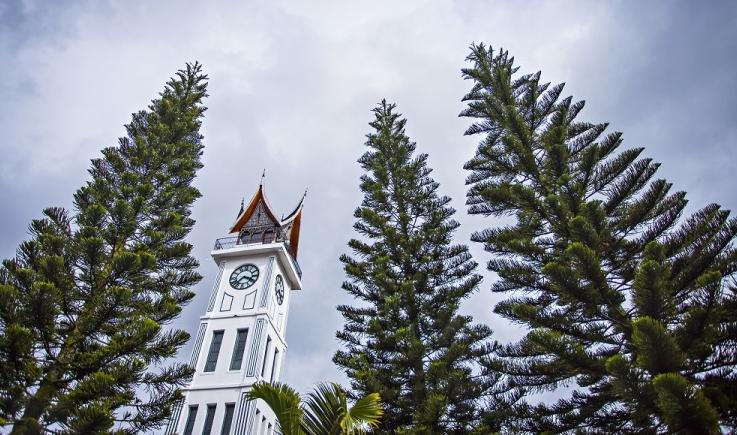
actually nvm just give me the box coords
[1,0,735,417]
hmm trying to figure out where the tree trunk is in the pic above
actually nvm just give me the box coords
[10,371,59,435]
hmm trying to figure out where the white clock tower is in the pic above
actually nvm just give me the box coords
[166,181,305,435]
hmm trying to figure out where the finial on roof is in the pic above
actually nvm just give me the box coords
[260,169,266,186]
[237,198,244,218]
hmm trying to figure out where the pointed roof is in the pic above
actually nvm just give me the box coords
[281,189,307,225]
[228,179,306,259]
[229,182,280,234]
[281,190,306,258]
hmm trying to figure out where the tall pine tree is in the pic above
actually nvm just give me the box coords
[461,44,737,433]
[334,101,494,434]
[0,63,208,434]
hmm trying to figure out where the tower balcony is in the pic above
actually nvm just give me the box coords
[212,236,302,280]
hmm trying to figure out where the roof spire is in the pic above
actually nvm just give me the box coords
[237,198,244,218]
[260,169,266,186]
[229,178,281,234]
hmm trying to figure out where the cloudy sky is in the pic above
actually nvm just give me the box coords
[1,0,736,407]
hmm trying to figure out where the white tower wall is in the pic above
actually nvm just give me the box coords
[166,238,302,435]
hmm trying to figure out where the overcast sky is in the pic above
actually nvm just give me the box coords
[1,0,736,412]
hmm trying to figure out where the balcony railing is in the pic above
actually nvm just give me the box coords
[213,236,240,250]
[213,236,302,278]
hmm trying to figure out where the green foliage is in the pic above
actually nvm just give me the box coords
[462,43,737,433]
[335,101,498,433]
[652,373,719,434]
[0,63,208,434]
[632,317,684,375]
[302,383,383,435]
[246,381,383,435]
[247,382,304,435]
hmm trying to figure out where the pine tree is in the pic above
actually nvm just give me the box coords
[334,101,495,434]
[0,63,208,434]
[461,44,737,433]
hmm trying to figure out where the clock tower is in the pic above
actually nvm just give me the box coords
[166,181,305,435]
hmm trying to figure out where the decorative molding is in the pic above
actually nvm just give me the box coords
[259,256,276,308]
[245,402,258,435]
[220,292,234,312]
[189,322,208,370]
[206,261,226,312]
[164,400,184,435]
[233,392,253,435]
[246,319,266,377]
[242,290,257,310]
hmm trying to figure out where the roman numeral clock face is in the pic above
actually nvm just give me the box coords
[229,264,259,290]
[275,274,285,305]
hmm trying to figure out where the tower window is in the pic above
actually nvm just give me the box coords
[239,229,263,244]
[202,404,216,435]
[262,229,275,243]
[220,403,235,435]
[270,349,280,382]
[230,329,249,370]
[260,337,272,377]
[183,405,198,435]
[204,330,224,372]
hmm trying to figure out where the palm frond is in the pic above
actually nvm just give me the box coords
[246,382,304,435]
[302,383,383,435]
[302,383,345,435]
[342,392,383,434]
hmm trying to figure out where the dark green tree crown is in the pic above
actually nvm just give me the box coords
[0,63,208,434]
[462,43,737,433]
[335,101,495,434]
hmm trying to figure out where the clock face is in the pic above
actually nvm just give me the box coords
[275,274,285,305]
[229,264,259,290]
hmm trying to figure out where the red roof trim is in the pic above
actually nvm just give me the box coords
[229,184,280,234]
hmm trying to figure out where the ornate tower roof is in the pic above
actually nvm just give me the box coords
[229,181,305,259]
